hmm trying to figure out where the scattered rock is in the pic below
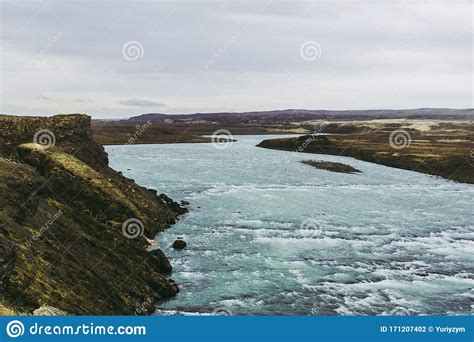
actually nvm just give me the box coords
[170,282,179,293]
[172,239,187,250]
[148,249,172,274]
[159,193,187,215]
[147,188,158,195]
[180,200,190,206]
[167,278,179,293]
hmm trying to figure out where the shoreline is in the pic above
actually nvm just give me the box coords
[257,134,474,184]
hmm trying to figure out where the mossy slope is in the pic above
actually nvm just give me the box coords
[0,114,185,315]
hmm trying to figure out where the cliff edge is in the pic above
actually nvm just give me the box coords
[0,114,186,315]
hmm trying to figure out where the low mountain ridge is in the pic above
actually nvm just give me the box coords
[129,108,474,124]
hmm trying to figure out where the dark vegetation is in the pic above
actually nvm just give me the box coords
[301,160,361,174]
[258,121,474,184]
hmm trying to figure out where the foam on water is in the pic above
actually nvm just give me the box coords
[107,135,474,316]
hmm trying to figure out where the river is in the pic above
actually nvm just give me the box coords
[106,135,473,316]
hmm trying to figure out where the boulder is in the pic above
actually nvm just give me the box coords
[172,239,187,250]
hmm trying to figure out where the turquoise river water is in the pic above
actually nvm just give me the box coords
[106,135,473,316]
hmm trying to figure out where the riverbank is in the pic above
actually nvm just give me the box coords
[257,121,474,184]
[0,114,186,315]
[92,120,307,145]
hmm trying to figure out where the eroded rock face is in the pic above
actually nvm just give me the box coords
[0,114,108,170]
[0,114,187,315]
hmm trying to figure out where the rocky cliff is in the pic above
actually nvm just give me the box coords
[0,114,186,315]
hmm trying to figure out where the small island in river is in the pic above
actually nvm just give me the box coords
[301,160,361,174]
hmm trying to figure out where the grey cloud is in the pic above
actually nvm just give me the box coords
[120,99,165,107]
[0,0,471,118]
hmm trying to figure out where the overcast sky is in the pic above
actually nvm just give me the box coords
[0,0,472,118]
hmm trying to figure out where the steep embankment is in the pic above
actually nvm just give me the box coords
[0,114,186,315]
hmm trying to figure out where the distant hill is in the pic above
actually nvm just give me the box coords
[129,108,474,123]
